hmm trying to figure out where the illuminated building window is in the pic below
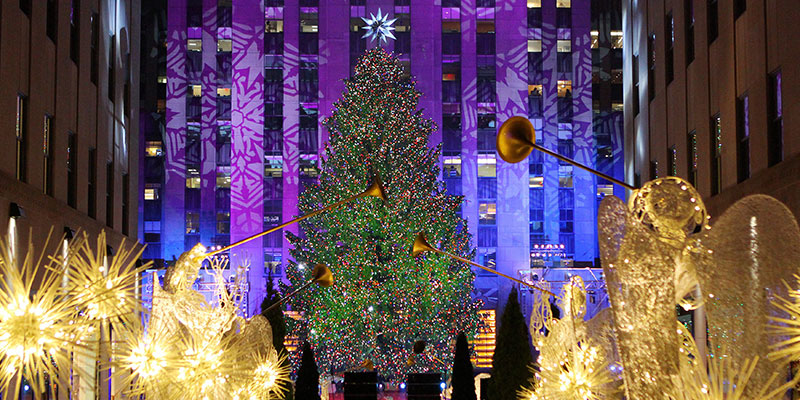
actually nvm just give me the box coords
[266,19,283,33]
[527,40,542,53]
[217,87,231,96]
[470,310,496,368]
[144,185,159,200]
[186,167,201,189]
[443,155,461,177]
[217,166,231,189]
[527,0,541,7]
[557,0,570,7]
[187,39,202,51]
[145,141,163,157]
[478,153,496,177]
[186,212,199,234]
[217,39,232,52]
[479,203,496,225]
[190,84,202,97]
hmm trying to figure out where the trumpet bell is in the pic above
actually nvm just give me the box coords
[362,175,388,204]
[411,233,436,258]
[496,116,536,164]
[312,264,334,288]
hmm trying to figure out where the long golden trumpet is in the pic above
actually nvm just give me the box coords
[203,176,387,259]
[262,264,333,313]
[411,232,557,297]
[497,116,635,190]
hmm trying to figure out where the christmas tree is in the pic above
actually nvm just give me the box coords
[488,288,533,400]
[286,48,481,381]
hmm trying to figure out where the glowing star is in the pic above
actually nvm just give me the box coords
[361,8,396,43]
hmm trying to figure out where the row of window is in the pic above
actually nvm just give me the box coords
[653,70,783,194]
[15,92,128,233]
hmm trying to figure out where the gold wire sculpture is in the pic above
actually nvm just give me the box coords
[521,277,620,400]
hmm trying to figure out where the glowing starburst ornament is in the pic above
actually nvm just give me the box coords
[65,232,149,325]
[113,320,184,400]
[361,8,396,43]
[675,323,798,400]
[0,234,90,396]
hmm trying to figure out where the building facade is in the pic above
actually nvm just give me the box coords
[623,0,800,220]
[140,0,623,316]
[0,0,139,260]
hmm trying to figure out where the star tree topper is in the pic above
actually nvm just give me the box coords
[361,8,396,43]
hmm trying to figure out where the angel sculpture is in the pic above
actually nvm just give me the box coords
[120,244,290,400]
[599,177,800,398]
[521,276,620,400]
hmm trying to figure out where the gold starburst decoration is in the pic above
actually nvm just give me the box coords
[0,233,92,396]
[64,231,149,325]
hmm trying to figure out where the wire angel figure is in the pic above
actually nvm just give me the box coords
[521,277,621,400]
[599,177,800,398]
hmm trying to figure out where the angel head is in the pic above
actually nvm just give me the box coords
[628,177,708,242]
[163,243,207,293]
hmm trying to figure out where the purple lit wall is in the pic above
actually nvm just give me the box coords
[281,3,300,283]
[164,0,187,261]
[495,0,529,305]
[231,0,266,315]
[149,0,618,317]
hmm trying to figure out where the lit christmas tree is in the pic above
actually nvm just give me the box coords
[286,48,481,381]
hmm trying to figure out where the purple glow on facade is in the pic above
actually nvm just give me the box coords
[146,0,624,315]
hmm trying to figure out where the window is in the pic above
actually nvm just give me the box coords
[144,187,159,201]
[90,12,99,84]
[186,212,200,234]
[145,141,163,157]
[685,0,695,65]
[556,7,571,29]
[734,0,746,20]
[707,0,718,44]
[88,148,96,218]
[122,174,129,235]
[15,94,27,182]
[687,131,697,186]
[108,34,116,101]
[478,153,496,177]
[106,162,114,227]
[218,39,232,52]
[187,39,202,51]
[43,115,53,196]
[768,69,783,166]
[665,12,674,84]
[632,55,639,116]
[556,0,570,7]
[710,114,721,195]
[668,145,677,176]
[20,0,31,16]
[479,203,496,225]
[67,131,77,208]
[70,0,80,63]
[557,40,572,73]
[443,155,461,177]
[47,0,58,42]
[736,95,749,182]
[266,19,284,33]
[647,33,655,101]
